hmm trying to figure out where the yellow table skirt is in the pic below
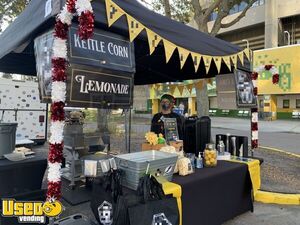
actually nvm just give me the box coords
[161,181,182,225]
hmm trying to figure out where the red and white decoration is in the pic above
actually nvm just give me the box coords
[250,65,279,150]
[47,0,94,202]
[251,72,259,149]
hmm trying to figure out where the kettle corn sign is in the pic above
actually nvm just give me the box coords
[1,199,63,224]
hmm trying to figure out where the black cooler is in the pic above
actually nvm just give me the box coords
[183,116,211,156]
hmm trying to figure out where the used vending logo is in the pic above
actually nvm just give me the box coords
[1,199,63,224]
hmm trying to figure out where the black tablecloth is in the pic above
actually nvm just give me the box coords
[173,161,253,225]
[0,152,47,198]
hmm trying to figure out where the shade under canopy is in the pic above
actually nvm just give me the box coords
[0,0,250,85]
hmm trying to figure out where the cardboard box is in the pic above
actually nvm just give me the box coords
[141,143,166,151]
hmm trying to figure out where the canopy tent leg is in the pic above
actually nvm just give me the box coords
[124,108,132,153]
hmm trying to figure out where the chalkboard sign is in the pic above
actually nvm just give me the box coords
[235,69,257,108]
[216,73,237,110]
[163,118,179,142]
[66,66,133,108]
[34,26,136,108]
[68,26,135,73]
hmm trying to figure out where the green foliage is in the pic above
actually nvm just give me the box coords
[0,0,30,31]
[152,0,193,23]
[82,109,98,122]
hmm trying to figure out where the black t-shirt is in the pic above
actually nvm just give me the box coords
[151,112,184,140]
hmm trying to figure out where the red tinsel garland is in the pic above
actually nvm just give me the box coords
[78,11,95,39]
[50,102,65,121]
[252,139,258,149]
[54,20,69,39]
[264,65,273,71]
[253,87,258,96]
[251,72,258,80]
[47,181,62,200]
[67,0,76,13]
[52,58,67,82]
[49,143,64,163]
[251,123,258,131]
[272,74,280,84]
[47,0,94,202]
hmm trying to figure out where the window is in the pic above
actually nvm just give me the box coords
[208,0,265,21]
[283,100,290,109]
[296,99,300,108]
[259,100,264,108]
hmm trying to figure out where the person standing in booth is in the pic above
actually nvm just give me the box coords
[151,94,184,140]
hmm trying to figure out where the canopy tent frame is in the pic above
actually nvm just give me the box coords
[0,0,255,156]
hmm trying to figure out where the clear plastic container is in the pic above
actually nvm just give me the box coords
[204,143,217,168]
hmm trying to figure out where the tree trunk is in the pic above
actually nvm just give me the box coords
[195,80,209,117]
[163,0,172,18]
[97,109,109,133]
[194,16,210,118]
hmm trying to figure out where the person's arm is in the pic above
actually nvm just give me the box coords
[151,114,160,134]
[150,115,156,132]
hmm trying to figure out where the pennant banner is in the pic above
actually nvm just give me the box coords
[207,78,213,85]
[127,15,145,42]
[169,85,177,95]
[146,28,162,55]
[244,48,250,61]
[105,0,250,75]
[105,0,125,27]
[195,80,204,90]
[203,56,212,74]
[213,57,222,74]
[238,52,244,66]
[186,83,194,94]
[177,85,185,95]
[230,55,238,70]
[163,39,177,63]
[178,47,190,69]
[222,56,232,71]
[191,52,201,72]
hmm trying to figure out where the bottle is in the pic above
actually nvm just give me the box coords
[231,137,237,156]
[196,153,203,169]
[217,140,225,156]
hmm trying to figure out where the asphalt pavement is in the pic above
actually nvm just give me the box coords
[210,117,300,155]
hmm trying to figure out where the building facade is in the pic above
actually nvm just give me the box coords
[146,0,300,119]
[192,0,300,119]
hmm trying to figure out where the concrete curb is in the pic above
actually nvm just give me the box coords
[259,146,300,158]
[255,191,300,206]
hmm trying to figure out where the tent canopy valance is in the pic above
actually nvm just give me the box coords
[0,0,251,85]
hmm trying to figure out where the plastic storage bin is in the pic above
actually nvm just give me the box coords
[0,123,17,158]
[114,150,178,190]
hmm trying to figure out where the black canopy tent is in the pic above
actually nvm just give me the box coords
[0,0,250,85]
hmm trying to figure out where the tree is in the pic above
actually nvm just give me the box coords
[0,0,30,32]
[149,0,256,117]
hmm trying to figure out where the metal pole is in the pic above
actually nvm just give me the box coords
[124,109,128,153]
[284,31,291,45]
[128,108,132,153]
[242,39,250,49]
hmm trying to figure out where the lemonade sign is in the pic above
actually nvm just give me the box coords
[1,199,63,224]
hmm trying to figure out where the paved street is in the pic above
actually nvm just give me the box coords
[129,115,300,155]
[210,117,300,155]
